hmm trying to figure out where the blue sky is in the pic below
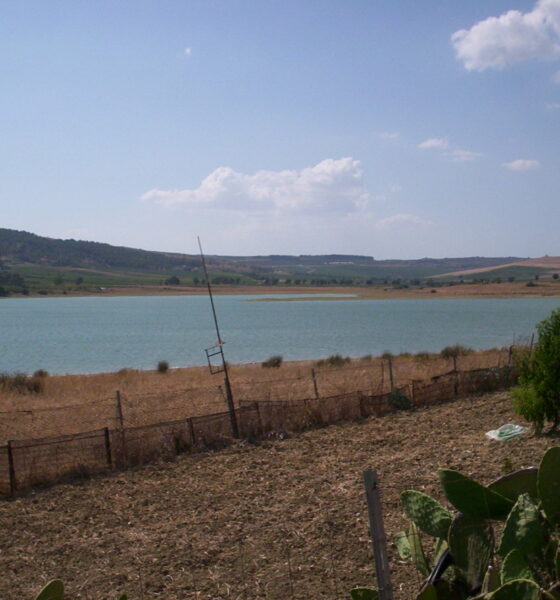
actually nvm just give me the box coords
[2,0,560,258]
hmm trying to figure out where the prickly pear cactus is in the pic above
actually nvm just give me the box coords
[438,469,513,520]
[389,447,560,600]
[401,490,453,539]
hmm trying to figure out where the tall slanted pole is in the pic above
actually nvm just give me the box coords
[198,237,240,438]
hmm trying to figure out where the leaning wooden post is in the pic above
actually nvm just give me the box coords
[363,469,393,600]
[7,440,16,496]
[311,368,320,399]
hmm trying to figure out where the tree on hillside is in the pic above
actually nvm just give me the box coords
[513,308,560,433]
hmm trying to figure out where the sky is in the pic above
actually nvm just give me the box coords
[2,0,560,259]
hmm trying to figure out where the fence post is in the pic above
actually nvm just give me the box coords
[363,469,393,600]
[7,440,16,496]
[311,368,320,399]
[253,401,264,436]
[115,391,128,466]
[104,427,112,469]
[387,357,394,393]
[187,417,196,446]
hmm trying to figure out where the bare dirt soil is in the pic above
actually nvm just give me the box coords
[0,391,555,600]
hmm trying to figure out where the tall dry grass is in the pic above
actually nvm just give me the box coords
[0,349,509,442]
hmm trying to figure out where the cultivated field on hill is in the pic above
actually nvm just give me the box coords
[0,390,552,600]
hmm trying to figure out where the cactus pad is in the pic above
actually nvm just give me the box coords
[539,447,560,526]
[438,469,513,520]
[488,467,538,503]
[401,490,453,539]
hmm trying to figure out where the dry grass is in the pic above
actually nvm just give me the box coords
[0,390,553,600]
[0,350,508,443]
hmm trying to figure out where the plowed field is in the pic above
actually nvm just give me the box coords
[0,391,554,600]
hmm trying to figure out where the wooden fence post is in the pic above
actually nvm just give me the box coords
[7,440,16,496]
[387,357,394,393]
[104,427,112,469]
[187,417,196,446]
[253,401,264,436]
[363,469,393,600]
[311,368,320,399]
[115,391,128,465]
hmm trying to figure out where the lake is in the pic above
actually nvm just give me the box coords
[1,294,559,375]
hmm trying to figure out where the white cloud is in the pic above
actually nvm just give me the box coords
[184,47,192,57]
[375,214,432,230]
[419,137,481,163]
[502,159,542,170]
[447,149,483,162]
[418,138,449,150]
[142,158,373,215]
[452,0,560,71]
[546,101,560,108]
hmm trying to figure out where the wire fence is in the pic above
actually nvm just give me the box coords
[0,354,517,497]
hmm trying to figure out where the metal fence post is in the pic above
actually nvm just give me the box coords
[363,469,393,600]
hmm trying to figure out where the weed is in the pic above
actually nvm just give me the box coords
[0,373,43,394]
[262,355,283,368]
[440,344,473,359]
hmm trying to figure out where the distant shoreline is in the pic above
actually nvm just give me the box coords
[4,280,560,300]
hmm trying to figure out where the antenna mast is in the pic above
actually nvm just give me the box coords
[198,237,239,438]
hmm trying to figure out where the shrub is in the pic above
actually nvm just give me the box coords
[33,369,49,378]
[526,280,537,287]
[440,344,473,359]
[514,308,560,433]
[360,354,373,362]
[512,385,545,435]
[261,355,283,368]
[325,354,351,367]
[388,390,413,411]
[553,273,559,280]
[157,360,169,373]
[381,351,393,359]
[414,351,432,361]
[0,373,43,394]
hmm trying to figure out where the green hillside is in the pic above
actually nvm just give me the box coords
[0,227,531,296]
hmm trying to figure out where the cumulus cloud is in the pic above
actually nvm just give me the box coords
[452,0,560,71]
[142,158,373,215]
[375,214,432,230]
[418,138,449,150]
[503,159,542,170]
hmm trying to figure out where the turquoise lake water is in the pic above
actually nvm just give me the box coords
[1,294,559,374]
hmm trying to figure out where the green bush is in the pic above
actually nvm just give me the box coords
[388,391,413,411]
[157,360,169,373]
[514,308,560,433]
[33,369,49,378]
[261,355,283,368]
[512,385,545,435]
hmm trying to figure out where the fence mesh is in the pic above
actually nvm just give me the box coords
[0,363,517,496]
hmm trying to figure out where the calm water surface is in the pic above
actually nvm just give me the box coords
[1,294,559,374]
